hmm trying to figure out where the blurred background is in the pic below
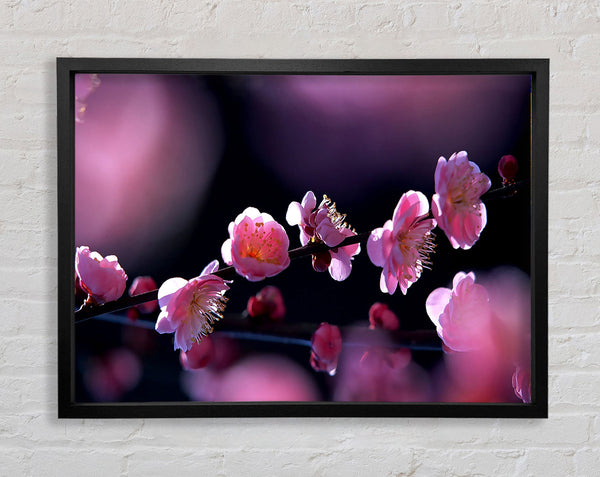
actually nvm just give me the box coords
[74,73,532,403]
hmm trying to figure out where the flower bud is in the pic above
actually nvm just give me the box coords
[310,322,342,376]
[368,302,400,331]
[498,155,518,183]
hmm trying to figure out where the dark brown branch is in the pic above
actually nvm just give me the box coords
[74,232,371,322]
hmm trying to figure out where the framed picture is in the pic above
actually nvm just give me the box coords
[58,58,548,418]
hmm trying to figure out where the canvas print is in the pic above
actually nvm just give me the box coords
[73,73,533,405]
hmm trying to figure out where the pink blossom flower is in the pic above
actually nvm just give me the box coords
[155,260,229,352]
[180,336,214,370]
[512,366,531,403]
[310,322,342,376]
[367,191,436,295]
[287,191,361,281]
[247,286,286,321]
[221,207,290,281]
[425,271,493,352]
[368,302,400,331]
[128,276,158,314]
[75,246,128,304]
[432,151,491,250]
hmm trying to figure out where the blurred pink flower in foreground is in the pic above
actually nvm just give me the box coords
[247,286,286,321]
[180,336,215,370]
[182,355,320,402]
[222,207,290,281]
[512,366,531,403]
[426,271,493,352]
[128,276,158,314]
[432,151,491,250]
[368,302,400,331]
[310,322,342,376]
[367,191,436,295]
[155,260,229,352]
[75,246,128,304]
[84,348,141,402]
[287,191,360,281]
[334,329,430,402]
[432,267,532,403]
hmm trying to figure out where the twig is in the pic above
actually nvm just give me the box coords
[74,232,370,322]
[79,312,442,351]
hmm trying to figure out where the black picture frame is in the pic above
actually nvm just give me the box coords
[57,58,548,418]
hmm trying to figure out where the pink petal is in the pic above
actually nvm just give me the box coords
[157,277,187,309]
[367,228,386,267]
[316,216,346,247]
[221,238,233,265]
[392,191,429,236]
[329,249,352,281]
[155,310,177,333]
[286,201,304,226]
[301,190,317,211]
[425,287,452,327]
[434,157,448,192]
[200,260,219,276]
[174,324,193,352]
[381,265,398,295]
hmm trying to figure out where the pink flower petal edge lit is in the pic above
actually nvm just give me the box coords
[310,322,342,376]
[425,271,493,352]
[287,191,360,281]
[367,191,436,295]
[222,207,290,281]
[75,246,128,304]
[155,260,229,352]
[432,151,491,250]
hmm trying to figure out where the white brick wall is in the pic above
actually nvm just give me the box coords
[0,0,598,475]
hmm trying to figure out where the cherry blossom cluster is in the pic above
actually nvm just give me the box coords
[74,151,530,402]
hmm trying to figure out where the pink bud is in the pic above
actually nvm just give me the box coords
[311,250,331,273]
[498,155,518,182]
[368,302,400,331]
[310,322,342,376]
[128,276,158,314]
[75,246,128,304]
[247,286,286,321]
[180,337,215,370]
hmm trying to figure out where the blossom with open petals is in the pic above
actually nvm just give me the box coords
[432,151,491,250]
[75,246,128,304]
[512,366,531,403]
[310,322,342,376]
[155,260,229,352]
[367,191,436,295]
[425,271,493,352]
[222,207,290,281]
[287,191,360,281]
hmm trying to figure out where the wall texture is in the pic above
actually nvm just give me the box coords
[1,1,599,475]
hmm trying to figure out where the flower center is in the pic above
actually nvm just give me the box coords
[396,224,436,274]
[187,290,228,341]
